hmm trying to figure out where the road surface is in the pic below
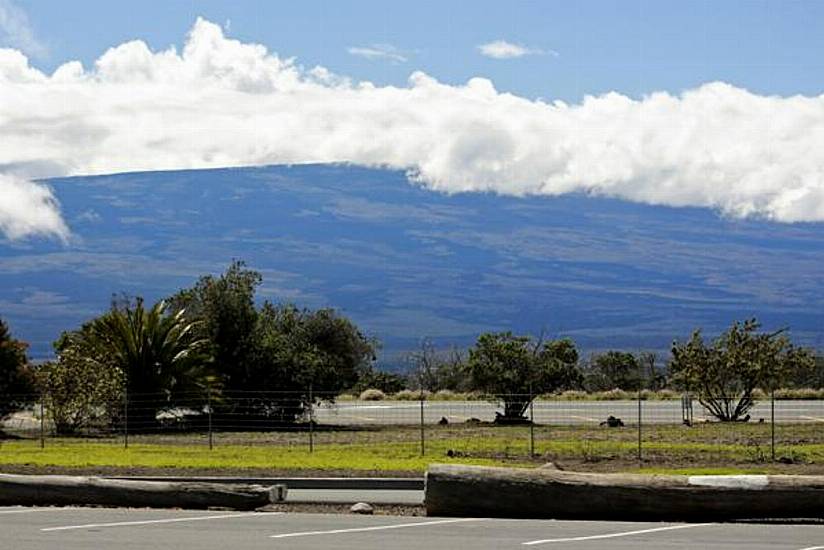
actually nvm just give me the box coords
[1,507,821,549]
[314,399,824,425]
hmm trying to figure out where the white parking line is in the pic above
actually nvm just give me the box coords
[270,517,484,539]
[522,523,713,545]
[41,512,281,532]
[0,508,73,515]
[798,546,824,550]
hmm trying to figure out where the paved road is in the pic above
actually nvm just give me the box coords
[1,507,822,549]
[315,399,824,425]
[286,489,423,505]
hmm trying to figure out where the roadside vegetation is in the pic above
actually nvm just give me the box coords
[2,260,824,478]
[2,423,823,475]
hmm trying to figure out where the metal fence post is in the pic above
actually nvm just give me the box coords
[771,389,776,462]
[529,398,535,458]
[419,389,425,457]
[207,387,213,451]
[308,385,314,453]
[40,397,45,449]
[123,387,128,450]
[637,381,643,464]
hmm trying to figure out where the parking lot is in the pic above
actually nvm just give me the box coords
[2,506,822,550]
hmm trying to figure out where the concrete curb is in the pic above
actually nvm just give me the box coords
[107,476,424,490]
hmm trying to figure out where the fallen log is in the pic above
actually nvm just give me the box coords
[0,474,286,510]
[425,464,824,521]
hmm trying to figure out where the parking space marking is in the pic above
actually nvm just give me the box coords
[798,546,824,550]
[41,512,281,532]
[522,523,713,545]
[0,508,71,515]
[270,517,484,539]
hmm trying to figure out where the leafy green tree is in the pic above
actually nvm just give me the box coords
[466,332,582,422]
[83,297,211,429]
[350,365,406,395]
[669,319,814,421]
[168,260,261,391]
[240,303,378,422]
[0,317,34,421]
[585,351,641,391]
[169,262,378,425]
[38,332,124,435]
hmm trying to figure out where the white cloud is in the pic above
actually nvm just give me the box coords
[478,40,552,59]
[0,0,46,58]
[1,17,824,243]
[348,43,407,63]
[0,174,68,241]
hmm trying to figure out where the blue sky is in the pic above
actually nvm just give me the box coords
[2,0,824,239]
[13,0,824,101]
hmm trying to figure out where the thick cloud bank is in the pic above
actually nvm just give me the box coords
[1,17,824,241]
[0,174,68,241]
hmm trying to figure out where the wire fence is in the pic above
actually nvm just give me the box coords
[2,390,823,466]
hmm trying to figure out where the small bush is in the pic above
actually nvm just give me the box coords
[393,389,426,401]
[594,389,634,400]
[359,389,386,401]
[775,388,824,400]
[433,390,461,401]
[655,389,679,400]
[557,390,588,400]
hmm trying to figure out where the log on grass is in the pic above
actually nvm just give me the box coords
[0,474,286,510]
[425,464,824,521]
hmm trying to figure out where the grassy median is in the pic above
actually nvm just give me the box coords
[1,423,823,475]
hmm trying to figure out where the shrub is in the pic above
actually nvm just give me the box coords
[393,389,425,401]
[594,389,634,400]
[775,387,824,400]
[359,388,386,401]
[655,389,679,400]
[557,390,588,400]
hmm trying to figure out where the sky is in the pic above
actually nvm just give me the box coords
[1,0,824,241]
[12,0,824,101]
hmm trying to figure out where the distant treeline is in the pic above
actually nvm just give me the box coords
[1,261,822,432]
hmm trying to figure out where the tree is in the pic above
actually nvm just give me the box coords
[466,332,582,422]
[0,317,34,422]
[38,332,124,435]
[169,262,379,426]
[168,260,261,392]
[238,303,378,423]
[83,297,211,430]
[585,351,641,391]
[406,339,469,392]
[669,319,814,421]
[350,365,406,394]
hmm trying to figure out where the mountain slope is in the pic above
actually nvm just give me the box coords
[1,164,822,364]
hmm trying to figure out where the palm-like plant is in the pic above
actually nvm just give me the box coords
[88,297,211,429]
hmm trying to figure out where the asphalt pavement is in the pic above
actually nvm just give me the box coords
[1,507,822,550]
[314,399,824,425]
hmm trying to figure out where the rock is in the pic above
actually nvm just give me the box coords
[350,502,373,514]
[599,416,624,427]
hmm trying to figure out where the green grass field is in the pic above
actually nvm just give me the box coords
[2,423,823,475]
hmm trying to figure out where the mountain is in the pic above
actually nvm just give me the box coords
[1,164,823,365]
